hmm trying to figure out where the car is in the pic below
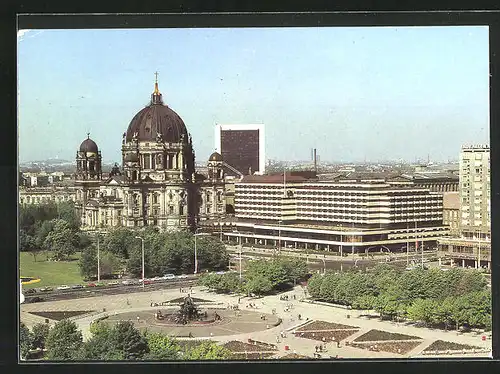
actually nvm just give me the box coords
[152,276,162,281]
[122,280,134,285]
[87,283,97,287]
[39,287,53,292]
[71,284,84,289]
[162,274,176,280]
[95,282,104,287]
[142,279,154,285]
[108,281,119,286]
[176,274,189,279]
[57,285,70,290]
[215,271,227,275]
[24,288,37,294]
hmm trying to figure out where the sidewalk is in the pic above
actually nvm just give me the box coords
[20,285,491,358]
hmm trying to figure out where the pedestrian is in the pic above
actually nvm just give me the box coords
[238,297,241,303]
[298,314,301,320]
[180,287,182,293]
[293,294,296,300]
[337,341,340,348]
[315,345,318,352]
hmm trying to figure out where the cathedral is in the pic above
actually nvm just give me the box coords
[74,76,226,231]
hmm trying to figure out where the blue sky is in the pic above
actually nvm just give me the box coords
[18,26,489,164]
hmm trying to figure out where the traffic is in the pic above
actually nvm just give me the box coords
[23,273,199,303]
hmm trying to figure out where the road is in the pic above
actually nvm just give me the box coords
[24,278,198,303]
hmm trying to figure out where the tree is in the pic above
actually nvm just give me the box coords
[35,219,56,251]
[31,323,50,350]
[79,322,124,360]
[20,230,40,261]
[182,341,231,360]
[79,245,97,279]
[352,295,378,311]
[45,320,83,360]
[103,227,138,259]
[306,273,323,299]
[245,274,273,296]
[100,251,122,277]
[109,321,149,360]
[43,219,79,260]
[57,201,80,230]
[196,236,230,271]
[19,322,33,360]
[144,332,180,360]
[406,298,437,326]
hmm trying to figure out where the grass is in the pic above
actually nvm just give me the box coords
[20,251,85,289]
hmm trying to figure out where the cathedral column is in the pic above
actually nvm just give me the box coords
[166,154,170,169]
[178,151,184,171]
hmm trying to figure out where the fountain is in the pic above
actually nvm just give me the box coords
[154,294,217,325]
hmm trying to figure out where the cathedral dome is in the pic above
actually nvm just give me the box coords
[209,151,223,162]
[79,135,99,156]
[125,79,188,144]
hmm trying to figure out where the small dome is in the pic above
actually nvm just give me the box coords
[209,152,223,162]
[79,136,98,154]
[124,153,139,162]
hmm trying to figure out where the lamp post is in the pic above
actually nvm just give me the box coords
[194,228,200,274]
[278,219,282,255]
[97,232,100,283]
[239,244,243,281]
[477,230,482,270]
[135,236,145,290]
[406,222,409,267]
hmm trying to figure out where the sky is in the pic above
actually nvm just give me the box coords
[17,27,490,164]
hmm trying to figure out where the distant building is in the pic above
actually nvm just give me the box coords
[209,172,448,253]
[215,124,265,176]
[437,145,491,269]
[19,186,77,205]
[442,191,460,235]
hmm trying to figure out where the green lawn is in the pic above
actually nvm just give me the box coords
[20,251,85,289]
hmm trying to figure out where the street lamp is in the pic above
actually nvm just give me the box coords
[97,232,100,282]
[193,229,210,274]
[135,236,145,290]
[194,228,201,274]
[232,229,243,280]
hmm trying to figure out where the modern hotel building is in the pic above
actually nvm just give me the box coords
[213,172,448,254]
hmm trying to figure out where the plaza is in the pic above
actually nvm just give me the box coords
[20,285,491,359]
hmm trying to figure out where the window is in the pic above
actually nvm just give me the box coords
[153,194,158,204]
[169,206,174,214]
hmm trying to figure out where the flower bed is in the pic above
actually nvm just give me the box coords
[247,339,277,350]
[296,320,358,332]
[224,341,272,352]
[353,329,421,342]
[423,340,483,352]
[230,352,276,360]
[351,341,422,355]
[29,310,94,321]
[294,330,359,342]
[279,353,311,359]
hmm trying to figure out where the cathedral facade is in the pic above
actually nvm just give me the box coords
[74,78,226,231]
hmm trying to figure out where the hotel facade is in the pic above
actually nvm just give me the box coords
[212,173,448,254]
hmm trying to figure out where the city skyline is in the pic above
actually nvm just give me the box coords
[18,26,489,164]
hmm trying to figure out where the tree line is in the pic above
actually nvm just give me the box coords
[20,201,87,261]
[20,202,230,279]
[79,227,230,279]
[199,257,309,296]
[20,319,231,361]
[307,264,491,331]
